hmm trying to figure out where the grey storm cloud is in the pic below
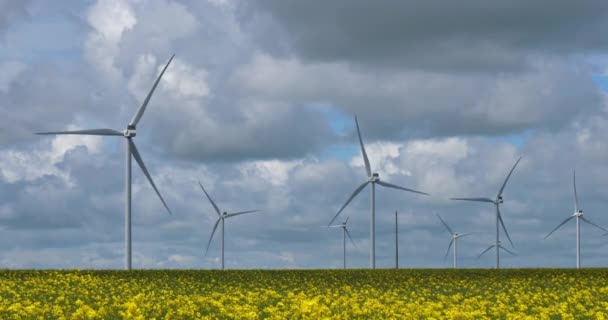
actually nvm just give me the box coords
[249,0,608,71]
[238,0,607,138]
[1,0,608,270]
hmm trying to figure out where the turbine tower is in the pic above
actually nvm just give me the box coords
[395,211,399,269]
[437,214,473,269]
[326,217,357,269]
[450,157,521,269]
[328,116,429,269]
[200,182,258,270]
[36,55,175,270]
[545,170,607,269]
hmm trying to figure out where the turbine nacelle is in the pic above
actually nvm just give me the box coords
[124,125,136,138]
[574,210,583,217]
[370,173,379,182]
[497,196,504,204]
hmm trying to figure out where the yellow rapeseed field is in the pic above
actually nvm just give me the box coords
[0,269,607,319]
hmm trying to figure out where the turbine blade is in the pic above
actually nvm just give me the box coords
[477,245,495,258]
[328,181,369,225]
[129,54,175,127]
[36,129,122,136]
[225,210,259,218]
[345,216,350,225]
[497,157,522,197]
[436,213,454,235]
[198,181,221,217]
[544,216,575,239]
[205,219,221,256]
[449,197,494,203]
[354,115,372,177]
[376,180,429,196]
[499,245,517,256]
[129,140,172,215]
[573,170,579,213]
[497,206,514,247]
[325,225,343,228]
[344,227,357,248]
[580,216,608,233]
[444,238,454,261]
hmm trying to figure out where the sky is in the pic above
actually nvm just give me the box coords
[2,0,608,269]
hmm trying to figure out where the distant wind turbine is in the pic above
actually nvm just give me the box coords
[326,216,357,269]
[478,240,516,261]
[36,55,175,270]
[328,116,429,269]
[450,157,521,269]
[545,170,607,269]
[199,182,259,270]
[437,214,473,269]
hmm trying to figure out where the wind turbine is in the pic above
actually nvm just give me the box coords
[326,216,357,269]
[199,182,259,270]
[328,116,429,269]
[36,55,175,270]
[437,214,473,269]
[450,157,521,269]
[545,170,607,269]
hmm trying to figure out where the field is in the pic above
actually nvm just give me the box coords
[1,269,608,319]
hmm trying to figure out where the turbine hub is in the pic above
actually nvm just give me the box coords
[124,125,136,137]
[575,210,583,217]
[497,196,504,204]
[370,173,379,182]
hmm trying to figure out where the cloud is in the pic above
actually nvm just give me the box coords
[0,127,101,183]
[234,53,604,138]
[2,0,608,270]
[249,0,608,72]
[4,124,608,268]
[0,61,26,92]
[85,0,137,81]
[0,0,31,35]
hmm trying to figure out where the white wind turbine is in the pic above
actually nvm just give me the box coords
[450,157,521,269]
[545,170,607,269]
[328,116,429,269]
[199,182,259,270]
[326,216,357,269]
[36,55,175,270]
[437,214,473,269]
